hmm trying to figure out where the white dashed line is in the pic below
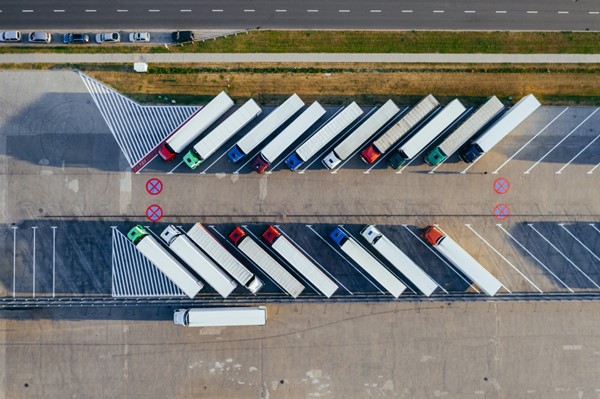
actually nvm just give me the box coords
[244,9,255,12]
[496,11,507,14]
[527,10,538,14]
[212,9,223,12]
[402,10,413,13]
[307,9,319,13]
[85,9,96,13]
[464,10,476,13]
[180,9,191,12]
[589,11,600,15]
[558,11,569,14]
[433,10,444,13]
[339,10,350,13]
[117,9,128,12]
[54,9,65,13]
[276,9,287,12]
[370,9,381,13]
[22,9,34,13]
[148,9,160,12]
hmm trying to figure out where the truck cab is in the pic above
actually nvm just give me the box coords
[183,149,203,169]
[360,225,381,245]
[127,225,148,245]
[284,153,303,171]
[329,228,348,246]
[459,142,483,163]
[360,145,380,164]
[262,225,281,245]
[424,147,446,166]
[227,146,246,163]
[229,226,247,245]
[251,155,270,174]
[387,152,406,169]
[322,152,341,170]
[158,144,176,161]
[421,225,445,246]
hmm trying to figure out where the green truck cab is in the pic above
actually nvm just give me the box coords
[424,147,447,166]
[182,150,202,169]
[127,225,148,245]
[387,152,406,170]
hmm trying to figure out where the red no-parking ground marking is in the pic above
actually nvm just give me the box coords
[493,178,510,194]
[146,204,163,222]
[146,178,163,195]
[494,204,510,220]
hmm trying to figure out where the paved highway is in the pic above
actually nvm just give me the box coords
[0,0,599,30]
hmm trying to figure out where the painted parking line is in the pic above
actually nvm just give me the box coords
[52,226,57,298]
[559,224,600,263]
[402,225,475,293]
[528,224,600,289]
[591,224,600,235]
[12,226,17,298]
[496,224,573,292]
[524,108,599,174]
[332,107,409,174]
[168,160,185,174]
[588,161,600,174]
[465,224,541,293]
[397,108,470,174]
[199,143,234,174]
[32,227,37,298]
[340,226,416,294]
[278,226,352,294]
[493,107,568,174]
[555,131,600,174]
[306,225,385,294]
[299,109,374,174]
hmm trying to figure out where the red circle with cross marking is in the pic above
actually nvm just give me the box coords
[146,178,163,196]
[494,204,510,220]
[146,204,163,222]
[493,178,510,194]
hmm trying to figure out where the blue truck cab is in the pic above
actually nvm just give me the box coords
[284,153,304,171]
[227,145,246,163]
[459,142,483,163]
[329,228,348,247]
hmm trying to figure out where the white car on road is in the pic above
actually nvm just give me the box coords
[96,32,120,43]
[129,32,150,42]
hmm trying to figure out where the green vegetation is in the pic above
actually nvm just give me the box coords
[1,30,600,54]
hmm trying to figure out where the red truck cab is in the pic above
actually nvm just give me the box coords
[158,144,176,161]
[421,225,445,246]
[360,145,381,164]
[262,225,281,245]
[229,226,247,245]
[251,155,269,174]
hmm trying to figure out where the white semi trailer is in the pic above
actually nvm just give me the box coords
[262,225,338,298]
[174,307,267,327]
[361,225,438,297]
[183,99,262,169]
[160,225,237,298]
[329,227,406,298]
[322,99,400,169]
[187,223,264,294]
[127,225,203,299]
[159,91,234,161]
[229,227,305,298]
[421,226,502,296]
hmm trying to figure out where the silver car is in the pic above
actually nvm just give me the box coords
[0,31,21,42]
[96,32,121,43]
[129,32,150,43]
[28,32,52,43]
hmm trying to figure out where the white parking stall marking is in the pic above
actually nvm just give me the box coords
[299,108,375,174]
[12,226,17,298]
[402,225,472,294]
[588,161,600,174]
[493,107,569,174]
[233,152,256,173]
[528,224,600,289]
[199,144,233,174]
[591,224,600,235]
[167,160,185,174]
[278,226,351,294]
[556,131,600,174]
[52,226,57,298]
[524,108,599,174]
[306,225,384,294]
[497,224,573,292]
[465,224,541,293]
[32,227,37,298]
[559,224,600,263]
[340,226,417,294]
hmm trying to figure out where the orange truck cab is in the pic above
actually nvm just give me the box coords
[421,225,445,246]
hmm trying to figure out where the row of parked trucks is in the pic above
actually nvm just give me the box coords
[126,223,503,300]
[157,91,541,171]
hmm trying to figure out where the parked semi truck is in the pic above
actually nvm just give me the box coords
[262,225,338,298]
[285,102,363,171]
[229,227,305,298]
[361,94,439,164]
[251,102,326,174]
[183,99,262,169]
[227,94,304,163]
[329,228,406,298]
[159,91,234,161]
[388,99,466,169]
[187,223,264,294]
[127,225,203,299]
[424,96,504,166]
[322,99,400,169]
[174,307,267,327]
[460,94,541,163]
[421,226,502,296]
[160,226,237,298]
[361,225,438,297]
